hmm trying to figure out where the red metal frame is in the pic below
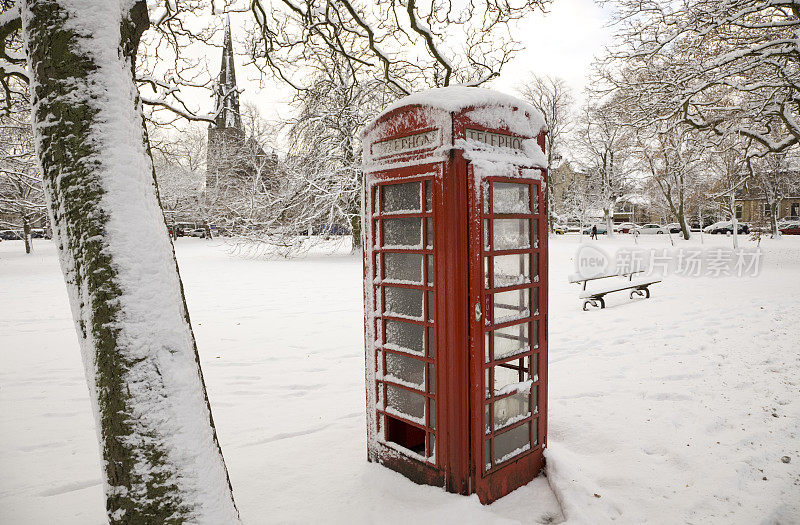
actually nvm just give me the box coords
[363,100,548,503]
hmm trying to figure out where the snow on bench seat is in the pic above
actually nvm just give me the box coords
[578,277,661,299]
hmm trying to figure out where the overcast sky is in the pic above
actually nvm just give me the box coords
[204,0,612,133]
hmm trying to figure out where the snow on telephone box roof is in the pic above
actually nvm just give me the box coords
[363,86,548,170]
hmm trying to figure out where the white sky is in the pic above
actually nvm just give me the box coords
[194,0,612,137]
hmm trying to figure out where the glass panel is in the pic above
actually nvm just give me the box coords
[427,363,435,394]
[427,291,434,321]
[374,253,381,279]
[483,219,490,250]
[532,385,539,415]
[484,332,490,363]
[426,255,433,285]
[384,286,424,319]
[532,353,539,381]
[493,288,530,324]
[385,352,424,388]
[485,439,492,470]
[382,182,421,213]
[383,218,422,247]
[385,319,424,354]
[386,384,425,420]
[384,253,423,283]
[532,287,540,315]
[533,252,539,282]
[428,433,436,458]
[494,422,531,463]
[493,253,530,288]
[493,323,530,360]
[485,368,490,399]
[493,182,530,214]
[494,361,529,394]
[373,219,380,247]
[426,217,433,248]
[429,399,436,429]
[376,349,383,375]
[532,320,539,349]
[533,186,539,214]
[484,404,491,433]
[494,392,531,430]
[375,318,382,344]
[532,219,539,248]
[493,219,530,250]
[425,180,432,212]
[484,257,490,289]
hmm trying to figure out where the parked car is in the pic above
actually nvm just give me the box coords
[777,216,800,226]
[188,228,207,238]
[617,222,637,234]
[582,223,608,235]
[703,221,750,234]
[0,230,22,240]
[779,221,800,235]
[553,224,565,234]
[30,228,48,239]
[637,224,667,235]
[666,223,682,234]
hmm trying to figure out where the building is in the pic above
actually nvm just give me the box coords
[734,174,800,223]
[206,15,278,193]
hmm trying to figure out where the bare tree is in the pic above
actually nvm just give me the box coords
[0,92,45,252]
[244,0,551,94]
[574,96,634,235]
[517,74,573,231]
[604,0,800,154]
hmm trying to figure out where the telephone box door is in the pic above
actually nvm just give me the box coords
[467,163,548,503]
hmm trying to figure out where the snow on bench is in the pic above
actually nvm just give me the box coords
[570,271,661,310]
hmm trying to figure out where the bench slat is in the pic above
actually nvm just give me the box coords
[579,278,661,299]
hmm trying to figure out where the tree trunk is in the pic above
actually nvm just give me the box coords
[22,1,239,523]
[22,216,31,253]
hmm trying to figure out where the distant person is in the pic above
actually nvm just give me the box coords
[591,224,598,240]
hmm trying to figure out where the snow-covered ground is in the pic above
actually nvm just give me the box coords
[1,234,798,524]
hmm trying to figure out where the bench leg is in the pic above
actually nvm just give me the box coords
[583,297,605,310]
[630,287,651,300]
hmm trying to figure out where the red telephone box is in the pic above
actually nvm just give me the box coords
[362,87,548,504]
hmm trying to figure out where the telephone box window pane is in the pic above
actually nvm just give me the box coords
[383,218,422,247]
[427,326,435,358]
[494,364,529,395]
[428,433,436,458]
[493,253,530,288]
[384,253,423,283]
[386,319,424,354]
[532,353,539,381]
[484,332,490,362]
[425,180,432,212]
[483,220,490,250]
[382,182,421,213]
[484,257,490,289]
[484,404,490,433]
[533,252,539,281]
[493,219,530,250]
[533,219,539,248]
[533,320,540,349]
[493,288,530,324]
[385,286,424,319]
[427,291,435,322]
[426,255,433,285]
[485,439,492,470]
[493,323,530,360]
[494,422,531,463]
[426,217,433,248]
[533,287,540,315]
[386,384,425,420]
[493,182,530,214]
[494,391,531,430]
[427,363,435,394]
[429,399,436,429]
[385,352,425,388]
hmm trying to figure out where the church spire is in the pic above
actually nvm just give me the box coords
[213,14,242,130]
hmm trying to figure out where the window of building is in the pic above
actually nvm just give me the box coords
[735,205,742,219]
[764,203,771,216]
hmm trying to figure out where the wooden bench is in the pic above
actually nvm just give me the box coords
[569,270,661,310]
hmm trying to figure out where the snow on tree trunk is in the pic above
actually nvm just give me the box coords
[21,1,239,523]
